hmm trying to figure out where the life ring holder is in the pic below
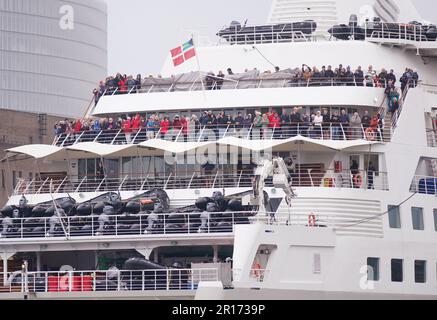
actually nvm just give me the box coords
[308,213,317,227]
[354,174,363,188]
[365,128,376,141]
[252,262,263,280]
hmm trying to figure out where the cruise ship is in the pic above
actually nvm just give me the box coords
[0,0,437,300]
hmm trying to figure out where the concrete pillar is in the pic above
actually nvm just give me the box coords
[36,252,41,273]
[213,245,219,263]
[94,251,98,269]
[3,253,7,285]
[153,249,159,263]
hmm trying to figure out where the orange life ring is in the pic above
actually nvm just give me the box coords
[308,214,317,227]
[365,128,376,141]
[252,263,262,278]
[354,174,363,188]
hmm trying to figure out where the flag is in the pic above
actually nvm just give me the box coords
[171,39,196,67]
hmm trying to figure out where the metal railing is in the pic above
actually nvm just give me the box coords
[12,168,388,197]
[364,22,437,43]
[99,76,386,98]
[410,175,437,195]
[0,211,253,240]
[53,123,387,147]
[0,209,386,242]
[0,268,218,294]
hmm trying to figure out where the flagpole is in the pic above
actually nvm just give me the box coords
[192,34,207,104]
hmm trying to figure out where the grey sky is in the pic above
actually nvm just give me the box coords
[105,0,437,75]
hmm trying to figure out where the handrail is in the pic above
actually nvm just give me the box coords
[11,169,389,197]
[410,175,437,195]
[0,211,384,241]
[0,268,219,294]
[53,123,387,147]
[99,75,389,99]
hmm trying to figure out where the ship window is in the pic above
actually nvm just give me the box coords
[388,205,401,229]
[78,159,86,178]
[434,209,437,231]
[412,207,424,230]
[391,259,403,282]
[367,257,380,281]
[313,253,321,274]
[415,260,426,283]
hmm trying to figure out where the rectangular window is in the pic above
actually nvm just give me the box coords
[388,205,401,229]
[412,207,424,230]
[313,254,321,274]
[415,260,426,283]
[367,258,380,281]
[391,259,403,282]
[434,209,437,232]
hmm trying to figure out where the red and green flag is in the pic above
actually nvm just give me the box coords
[171,39,196,67]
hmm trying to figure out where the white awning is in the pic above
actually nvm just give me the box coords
[5,145,64,160]
[219,136,380,152]
[65,142,137,158]
[3,138,381,162]
[139,139,216,154]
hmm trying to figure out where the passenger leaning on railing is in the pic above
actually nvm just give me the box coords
[330,111,341,140]
[123,117,133,143]
[365,65,377,87]
[340,109,350,138]
[354,66,364,86]
[362,111,371,129]
[350,112,362,139]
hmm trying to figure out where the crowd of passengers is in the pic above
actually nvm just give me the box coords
[71,64,420,143]
[54,108,386,142]
[92,65,419,105]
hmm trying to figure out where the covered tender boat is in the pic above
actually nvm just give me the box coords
[217,20,317,44]
[329,16,437,41]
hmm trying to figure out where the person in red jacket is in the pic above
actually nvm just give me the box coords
[74,119,82,133]
[132,114,141,133]
[181,116,189,142]
[160,116,170,139]
[172,115,183,142]
[118,75,128,94]
[269,112,281,138]
[123,117,132,143]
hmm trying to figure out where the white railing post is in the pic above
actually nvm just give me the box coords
[75,176,87,192]
[111,129,122,145]
[166,269,170,291]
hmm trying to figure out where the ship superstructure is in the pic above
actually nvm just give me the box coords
[0,0,437,300]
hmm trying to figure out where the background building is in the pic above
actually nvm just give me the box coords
[0,0,108,205]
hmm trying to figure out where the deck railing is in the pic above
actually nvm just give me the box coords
[410,175,437,195]
[0,211,252,240]
[100,76,387,98]
[12,168,389,197]
[216,22,437,45]
[0,211,384,241]
[0,268,218,294]
[53,123,387,147]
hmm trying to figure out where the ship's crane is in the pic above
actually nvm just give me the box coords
[250,157,297,215]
